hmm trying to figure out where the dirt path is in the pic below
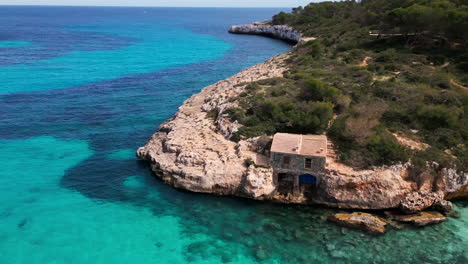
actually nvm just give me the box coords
[451,79,468,90]
[358,56,372,67]
[392,133,429,151]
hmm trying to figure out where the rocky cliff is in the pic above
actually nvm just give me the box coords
[137,51,467,211]
[229,22,315,44]
[137,54,289,200]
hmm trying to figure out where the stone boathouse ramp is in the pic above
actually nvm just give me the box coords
[137,25,467,211]
[228,22,316,44]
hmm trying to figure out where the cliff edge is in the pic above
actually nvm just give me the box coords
[137,52,467,211]
[137,54,288,199]
[229,22,316,44]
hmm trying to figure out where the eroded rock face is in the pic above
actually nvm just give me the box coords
[328,212,387,234]
[400,191,444,214]
[437,167,468,199]
[229,22,315,44]
[399,191,455,214]
[314,165,415,209]
[432,199,454,214]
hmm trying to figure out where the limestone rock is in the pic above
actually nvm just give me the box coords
[393,211,446,226]
[431,199,453,214]
[438,167,468,199]
[314,165,415,210]
[229,22,315,44]
[400,191,444,214]
[137,27,467,212]
[242,166,276,199]
[137,54,289,199]
[328,212,387,234]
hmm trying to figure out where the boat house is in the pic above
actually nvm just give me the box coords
[270,133,327,195]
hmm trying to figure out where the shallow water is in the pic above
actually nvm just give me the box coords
[0,6,466,264]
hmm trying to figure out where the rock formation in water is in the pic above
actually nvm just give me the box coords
[328,212,387,234]
[228,22,315,44]
[137,51,467,211]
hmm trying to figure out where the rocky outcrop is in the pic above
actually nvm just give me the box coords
[328,212,387,234]
[229,22,315,44]
[314,164,415,209]
[392,211,446,226]
[137,54,289,199]
[400,191,445,213]
[437,166,468,199]
[137,47,467,212]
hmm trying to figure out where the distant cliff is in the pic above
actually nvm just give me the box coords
[229,22,315,44]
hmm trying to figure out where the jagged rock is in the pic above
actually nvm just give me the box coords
[229,22,305,44]
[314,167,415,210]
[431,199,453,214]
[328,212,387,234]
[439,168,468,199]
[393,211,446,226]
[242,166,276,199]
[216,117,240,139]
[400,191,445,214]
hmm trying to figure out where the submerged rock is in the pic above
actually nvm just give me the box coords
[255,247,268,261]
[328,212,387,234]
[393,211,446,226]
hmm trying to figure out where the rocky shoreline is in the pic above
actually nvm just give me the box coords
[137,26,467,234]
[228,22,316,44]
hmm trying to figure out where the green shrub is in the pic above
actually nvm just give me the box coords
[417,105,460,130]
[431,72,451,89]
[413,147,459,171]
[301,78,341,102]
[427,55,447,66]
[366,132,409,165]
[310,40,323,58]
[206,109,219,120]
[225,108,245,122]
[376,49,397,62]
[243,116,261,127]
[426,128,463,149]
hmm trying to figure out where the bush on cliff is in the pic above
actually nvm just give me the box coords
[228,0,467,170]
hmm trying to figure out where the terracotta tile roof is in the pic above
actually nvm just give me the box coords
[271,133,327,157]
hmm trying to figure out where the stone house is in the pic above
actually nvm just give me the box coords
[270,133,327,195]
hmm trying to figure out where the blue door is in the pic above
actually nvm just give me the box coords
[299,174,317,185]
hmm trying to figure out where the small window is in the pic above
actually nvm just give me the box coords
[283,156,291,165]
[305,158,312,169]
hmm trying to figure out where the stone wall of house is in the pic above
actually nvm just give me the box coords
[270,152,326,175]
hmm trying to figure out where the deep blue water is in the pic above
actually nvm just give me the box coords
[0,6,466,264]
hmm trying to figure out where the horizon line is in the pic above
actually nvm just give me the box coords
[0,4,292,8]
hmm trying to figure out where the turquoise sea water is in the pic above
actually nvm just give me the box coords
[0,41,32,48]
[0,6,466,264]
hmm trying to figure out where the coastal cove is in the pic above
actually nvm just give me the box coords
[0,5,466,264]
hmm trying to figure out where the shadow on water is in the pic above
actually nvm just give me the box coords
[60,147,468,264]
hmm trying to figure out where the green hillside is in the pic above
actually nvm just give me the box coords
[227,0,468,171]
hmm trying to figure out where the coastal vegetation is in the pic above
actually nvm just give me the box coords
[226,0,468,170]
